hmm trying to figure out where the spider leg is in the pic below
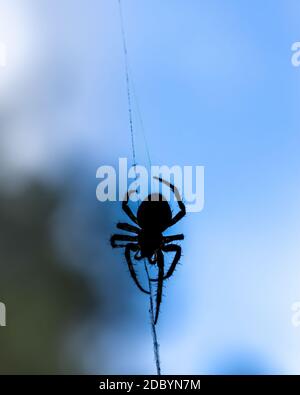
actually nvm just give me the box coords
[117,222,140,234]
[122,190,139,224]
[125,243,150,295]
[110,234,138,248]
[148,252,158,265]
[134,250,144,260]
[153,177,186,227]
[154,250,164,324]
[163,234,184,244]
[150,244,181,281]
[162,244,181,280]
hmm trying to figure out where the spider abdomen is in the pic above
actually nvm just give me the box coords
[137,193,172,231]
[138,231,162,258]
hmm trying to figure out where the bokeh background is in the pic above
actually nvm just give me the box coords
[0,0,300,374]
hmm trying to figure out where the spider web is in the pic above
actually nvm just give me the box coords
[117,0,161,375]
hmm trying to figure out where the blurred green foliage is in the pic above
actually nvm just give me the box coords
[0,182,96,374]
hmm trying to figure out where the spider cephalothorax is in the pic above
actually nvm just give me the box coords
[111,177,186,324]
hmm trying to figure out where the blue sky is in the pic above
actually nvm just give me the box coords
[1,0,300,374]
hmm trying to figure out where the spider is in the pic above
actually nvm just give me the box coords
[111,176,186,324]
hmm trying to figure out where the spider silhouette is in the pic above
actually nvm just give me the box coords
[111,176,186,324]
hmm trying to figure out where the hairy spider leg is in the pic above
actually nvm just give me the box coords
[122,190,139,224]
[125,243,150,295]
[153,177,186,227]
[117,222,140,233]
[154,250,165,324]
[163,234,184,243]
[151,244,182,282]
[110,234,138,248]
